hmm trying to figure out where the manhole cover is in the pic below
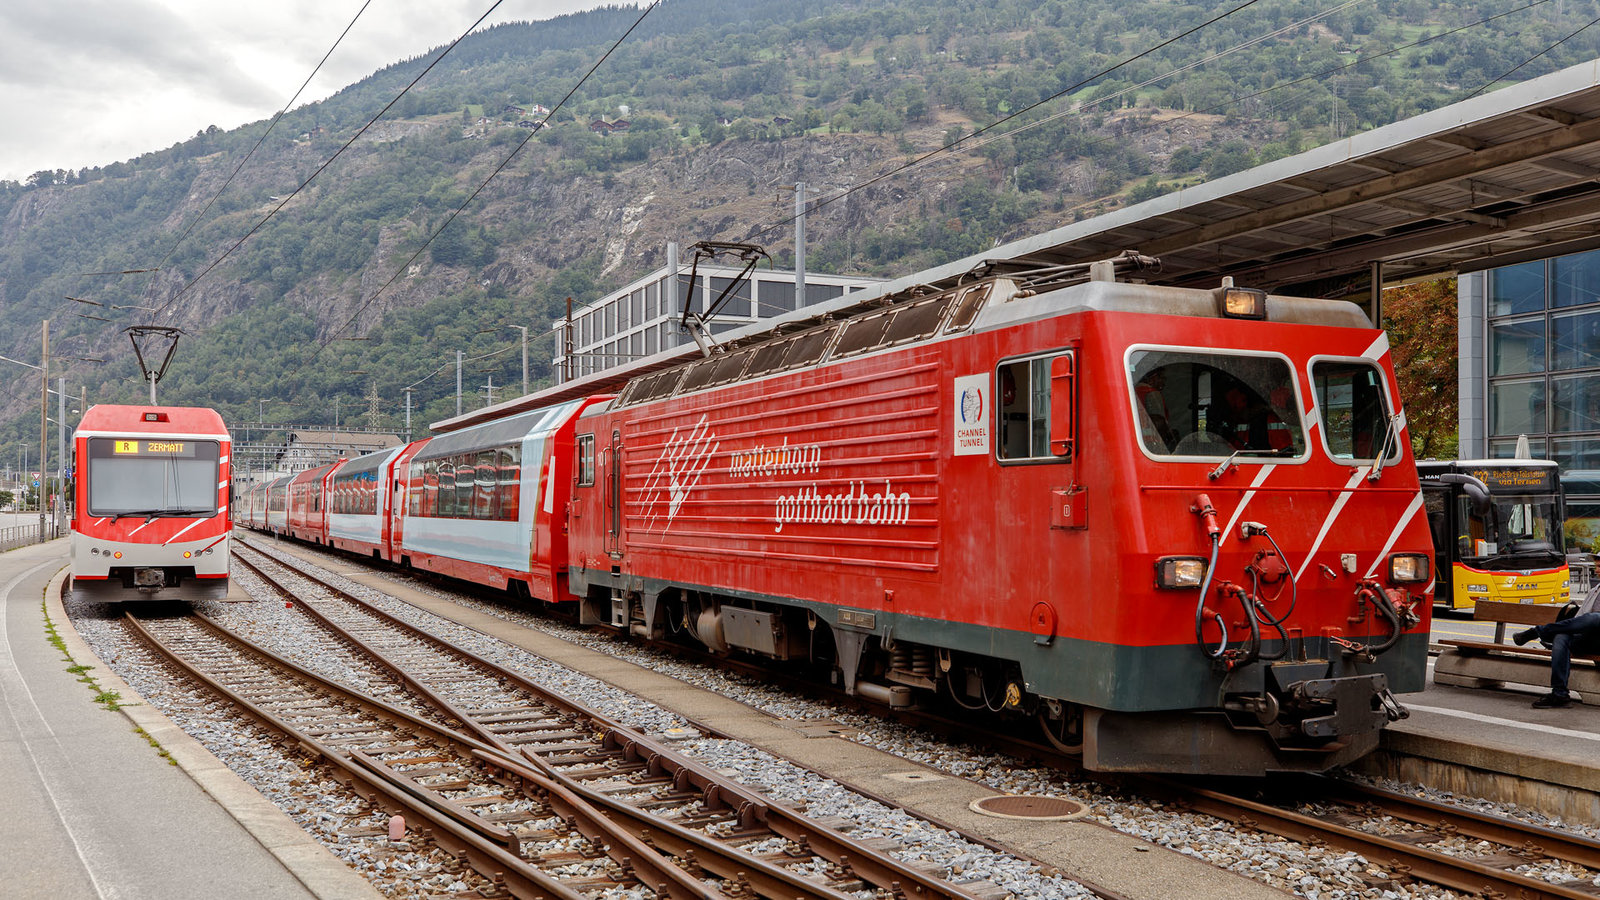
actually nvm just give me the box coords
[969,794,1088,821]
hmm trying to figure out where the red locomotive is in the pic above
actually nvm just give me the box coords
[242,254,1432,775]
[70,405,231,602]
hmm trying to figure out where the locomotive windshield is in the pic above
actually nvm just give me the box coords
[1129,349,1305,458]
[1311,360,1399,464]
[86,437,220,518]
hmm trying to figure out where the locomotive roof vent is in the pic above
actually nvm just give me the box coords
[1214,278,1268,320]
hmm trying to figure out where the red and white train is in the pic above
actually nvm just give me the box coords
[239,256,1434,775]
[70,404,231,602]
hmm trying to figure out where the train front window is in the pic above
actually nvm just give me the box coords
[1312,360,1398,463]
[86,438,220,517]
[1127,350,1304,458]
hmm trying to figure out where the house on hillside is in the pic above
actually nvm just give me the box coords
[589,119,614,134]
[610,119,631,132]
[503,105,526,116]
[530,104,551,116]
[772,116,793,126]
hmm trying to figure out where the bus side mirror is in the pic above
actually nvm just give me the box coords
[1439,473,1492,517]
[1050,354,1075,457]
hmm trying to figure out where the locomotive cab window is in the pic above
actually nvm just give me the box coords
[1128,349,1305,459]
[86,437,221,517]
[576,434,596,486]
[997,351,1074,462]
[1312,359,1399,464]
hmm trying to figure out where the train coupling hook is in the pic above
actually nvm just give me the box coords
[1377,687,1409,721]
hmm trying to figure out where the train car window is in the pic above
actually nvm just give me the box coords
[499,448,520,521]
[1312,360,1397,463]
[475,449,498,519]
[437,463,457,517]
[832,310,893,358]
[577,434,596,486]
[945,284,990,333]
[456,456,477,517]
[997,352,1073,462]
[1128,350,1305,458]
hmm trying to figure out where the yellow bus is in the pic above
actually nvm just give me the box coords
[1419,459,1569,613]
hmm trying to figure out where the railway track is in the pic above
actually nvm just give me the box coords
[240,537,1600,899]
[220,545,1003,900]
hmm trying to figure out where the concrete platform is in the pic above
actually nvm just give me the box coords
[0,539,379,900]
[1355,648,1600,826]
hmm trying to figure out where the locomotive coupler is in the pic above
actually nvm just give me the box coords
[1377,687,1410,721]
[133,567,165,593]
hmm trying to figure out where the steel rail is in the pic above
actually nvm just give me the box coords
[238,545,989,900]
[1135,775,1600,900]
[124,611,720,900]
[1319,777,1600,872]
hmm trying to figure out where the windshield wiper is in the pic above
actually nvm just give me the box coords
[1208,444,1295,480]
[1366,412,1402,482]
[111,507,212,522]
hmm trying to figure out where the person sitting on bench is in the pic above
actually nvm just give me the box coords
[1515,585,1600,709]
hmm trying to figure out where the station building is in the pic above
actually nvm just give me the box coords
[551,244,881,381]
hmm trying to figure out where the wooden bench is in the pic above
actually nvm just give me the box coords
[1433,600,1600,694]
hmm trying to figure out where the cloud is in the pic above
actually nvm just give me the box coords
[0,0,618,181]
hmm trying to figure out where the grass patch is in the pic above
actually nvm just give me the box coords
[42,596,168,762]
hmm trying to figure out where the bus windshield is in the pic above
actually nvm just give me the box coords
[87,438,220,518]
[1458,492,1564,564]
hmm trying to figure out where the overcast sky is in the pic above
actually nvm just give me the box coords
[0,1,613,183]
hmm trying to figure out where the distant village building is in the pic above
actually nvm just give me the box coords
[530,104,551,116]
[771,116,793,126]
[610,120,631,132]
[275,431,402,474]
[503,105,526,116]
[588,119,614,134]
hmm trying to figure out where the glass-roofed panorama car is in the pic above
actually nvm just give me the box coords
[70,405,231,603]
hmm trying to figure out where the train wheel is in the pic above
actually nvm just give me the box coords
[1039,702,1084,755]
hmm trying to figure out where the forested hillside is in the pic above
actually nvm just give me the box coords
[0,0,1594,459]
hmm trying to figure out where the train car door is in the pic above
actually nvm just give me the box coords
[605,428,623,558]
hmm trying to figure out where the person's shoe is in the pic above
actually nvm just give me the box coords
[1532,692,1573,709]
[1513,627,1540,646]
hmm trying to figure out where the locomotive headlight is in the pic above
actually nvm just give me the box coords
[1388,553,1430,584]
[112,551,122,559]
[182,551,192,558]
[1156,556,1208,589]
[1216,286,1268,320]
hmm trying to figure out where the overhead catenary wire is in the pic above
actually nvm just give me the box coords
[136,0,379,306]
[743,0,1270,249]
[1464,8,1600,99]
[319,1,664,350]
[151,0,513,320]
[935,0,1554,180]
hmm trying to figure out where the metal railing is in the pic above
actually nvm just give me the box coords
[0,521,63,552]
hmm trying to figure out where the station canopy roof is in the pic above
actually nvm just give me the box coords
[435,59,1600,433]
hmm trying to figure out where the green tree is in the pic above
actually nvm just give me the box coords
[1384,278,1459,459]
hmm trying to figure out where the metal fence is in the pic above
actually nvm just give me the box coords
[0,522,62,552]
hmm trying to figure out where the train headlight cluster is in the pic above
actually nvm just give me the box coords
[1155,556,1208,589]
[1387,553,1430,584]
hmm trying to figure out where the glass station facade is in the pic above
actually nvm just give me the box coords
[1470,246,1600,551]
